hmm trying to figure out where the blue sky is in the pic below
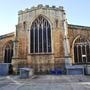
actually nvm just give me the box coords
[0,0,90,35]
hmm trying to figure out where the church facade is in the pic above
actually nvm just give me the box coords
[0,5,90,74]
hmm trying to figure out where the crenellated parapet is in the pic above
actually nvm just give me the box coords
[18,4,64,15]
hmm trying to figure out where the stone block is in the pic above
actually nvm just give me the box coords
[0,63,10,76]
[19,68,33,79]
[66,65,84,75]
[85,65,90,75]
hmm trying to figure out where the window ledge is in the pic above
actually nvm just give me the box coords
[28,52,54,55]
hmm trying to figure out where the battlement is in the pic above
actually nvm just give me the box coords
[18,4,64,15]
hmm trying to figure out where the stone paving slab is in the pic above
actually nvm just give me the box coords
[18,83,90,90]
[0,75,90,90]
[0,84,21,90]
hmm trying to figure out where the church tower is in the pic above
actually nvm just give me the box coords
[12,4,71,74]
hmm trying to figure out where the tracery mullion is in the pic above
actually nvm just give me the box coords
[48,24,51,52]
[77,45,79,63]
[5,48,7,63]
[87,44,90,62]
[35,22,38,53]
[43,21,47,52]
[9,48,11,63]
[10,45,12,63]
[46,21,48,52]
[42,18,44,52]
[74,45,78,63]
[33,26,35,53]
[4,49,6,62]
[85,45,87,63]
[10,48,12,63]
[82,45,85,63]
[37,22,39,53]
[30,27,33,53]
[7,48,9,63]
[10,48,13,63]
[81,45,83,63]
[39,23,42,52]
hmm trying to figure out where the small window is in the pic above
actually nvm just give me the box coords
[23,21,26,29]
[55,19,58,28]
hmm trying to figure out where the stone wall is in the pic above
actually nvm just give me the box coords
[13,5,65,70]
[1,5,90,72]
[15,5,65,67]
[68,24,90,63]
[15,24,28,58]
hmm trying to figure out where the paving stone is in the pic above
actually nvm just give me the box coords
[0,75,90,90]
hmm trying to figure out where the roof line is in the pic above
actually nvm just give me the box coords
[0,32,14,40]
[68,24,90,30]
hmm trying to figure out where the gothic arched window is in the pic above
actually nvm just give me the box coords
[74,38,90,64]
[4,41,13,63]
[30,15,52,53]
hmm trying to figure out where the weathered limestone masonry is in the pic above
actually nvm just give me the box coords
[68,24,90,64]
[12,5,66,72]
[0,4,90,73]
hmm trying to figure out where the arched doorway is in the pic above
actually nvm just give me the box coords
[73,38,90,64]
[4,41,13,74]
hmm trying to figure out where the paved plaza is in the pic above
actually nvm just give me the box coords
[0,75,90,90]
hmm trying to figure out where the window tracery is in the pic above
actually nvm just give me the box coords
[74,38,90,64]
[30,15,52,53]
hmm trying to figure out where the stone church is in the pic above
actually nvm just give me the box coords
[0,5,90,74]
